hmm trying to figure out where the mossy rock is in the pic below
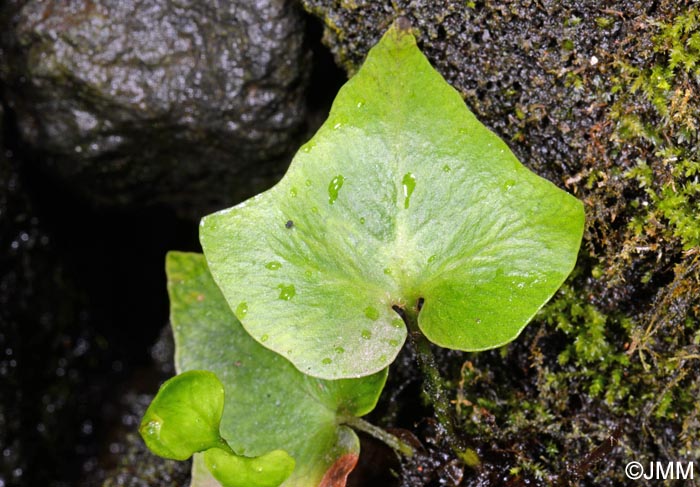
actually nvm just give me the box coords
[301,2,700,485]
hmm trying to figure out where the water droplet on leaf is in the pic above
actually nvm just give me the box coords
[328,175,345,205]
[402,172,416,209]
[290,187,298,197]
[145,420,161,436]
[361,329,372,339]
[236,302,248,318]
[442,164,451,172]
[334,346,345,354]
[389,339,399,347]
[265,261,282,270]
[322,357,332,365]
[364,306,379,320]
[277,284,296,301]
[261,334,269,342]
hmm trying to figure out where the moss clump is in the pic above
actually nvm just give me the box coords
[614,9,700,251]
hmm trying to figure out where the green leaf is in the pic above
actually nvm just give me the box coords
[204,448,295,487]
[200,22,585,379]
[139,370,228,461]
[140,369,296,486]
[167,252,386,487]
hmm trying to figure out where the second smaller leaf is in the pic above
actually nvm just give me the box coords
[140,370,295,487]
[139,370,229,461]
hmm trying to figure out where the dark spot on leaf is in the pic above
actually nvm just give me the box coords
[395,16,412,32]
[319,453,359,487]
[416,297,424,312]
[285,220,294,229]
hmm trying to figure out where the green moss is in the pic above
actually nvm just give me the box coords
[595,16,616,29]
[453,6,700,484]
[613,9,700,250]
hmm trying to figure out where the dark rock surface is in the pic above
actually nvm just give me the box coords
[98,392,191,487]
[1,0,310,218]
[0,98,109,487]
[94,327,191,487]
[0,4,342,485]
[0,86,200,487]
[302,0,630,184]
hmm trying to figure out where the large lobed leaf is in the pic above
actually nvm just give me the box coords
[167,252,386,487]
[200,22,584,379]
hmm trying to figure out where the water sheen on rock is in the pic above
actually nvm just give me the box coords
[1,0,310,217]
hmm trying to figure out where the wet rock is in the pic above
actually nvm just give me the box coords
[1,0,310,217]
[301,0,628,185]
[0,93,202,484]
[92,326,188,487]
[0,99,110,487]
[101,426,190,487]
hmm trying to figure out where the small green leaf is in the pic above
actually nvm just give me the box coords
[204,448,295,487]
[139,370,227,461]
[167,252,387,487]
[200,22,584,380]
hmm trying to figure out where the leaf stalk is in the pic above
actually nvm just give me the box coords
[341,415,414,457]
[397,303,465,451]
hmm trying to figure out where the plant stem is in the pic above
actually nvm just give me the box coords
[342,416,414,457]
[398,304,464,450]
